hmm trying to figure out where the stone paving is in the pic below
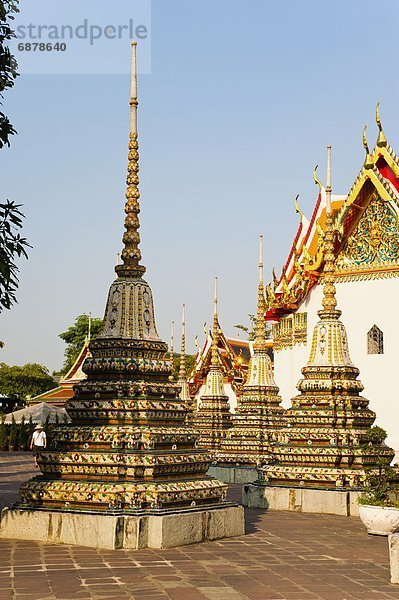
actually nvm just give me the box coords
[0,452,398,599]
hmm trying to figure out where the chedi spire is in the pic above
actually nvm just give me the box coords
[219,236,285,470]
[196,278,232,450]
[260,146,394,490]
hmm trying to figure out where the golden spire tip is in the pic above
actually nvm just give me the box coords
[326,145,332,215]
[362,125,373,168]
[376,102,387,147]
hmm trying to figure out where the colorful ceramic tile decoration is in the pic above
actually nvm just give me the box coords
[219,236,285,467]
[19,43,228,513]
[261,147,395,489]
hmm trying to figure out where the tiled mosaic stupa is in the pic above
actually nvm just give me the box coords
[176,305,194,424]
[220,236,285,469]
[195,279,232,451]
[258,147,394,491]
[15,45,241,525]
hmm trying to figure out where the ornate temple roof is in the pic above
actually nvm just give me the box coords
[29,340,90,407]
[189,324,255,398]
[266,105,399,318]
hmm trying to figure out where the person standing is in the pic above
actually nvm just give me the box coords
[30,423,46,467]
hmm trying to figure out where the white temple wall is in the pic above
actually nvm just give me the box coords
[273,277,399,460]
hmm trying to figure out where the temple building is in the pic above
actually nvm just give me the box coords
[195,279,232,450]
[29,340,90,407]
[190,320,268,414]
[0,43,244,549]
[267,107,399,460]
[244,146,395,516]
[215,237,285,482]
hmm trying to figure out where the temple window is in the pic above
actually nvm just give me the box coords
[367,325,384,355]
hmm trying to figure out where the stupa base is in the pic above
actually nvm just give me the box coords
[242,482,362,516]
[0,503,244,550]
[208,464,258,484]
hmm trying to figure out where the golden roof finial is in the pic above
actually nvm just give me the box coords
[168,320,175,381]
[178,304,191,402]
[363,125,373,169]
[178,304,186,380]
[272,267,279,290]
[376,102,387,147]
[313,164,324,191]
[115,41,146,279]
[294,194,305,220]
[254,235,267,351]
[211,277,220,367]
[320,144,338,317]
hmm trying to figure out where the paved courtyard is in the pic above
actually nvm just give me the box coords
[0,453,397,600]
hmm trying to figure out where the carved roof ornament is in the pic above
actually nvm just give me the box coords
[376,102,387,148]
[363,125,373,170]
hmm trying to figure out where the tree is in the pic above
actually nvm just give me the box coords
[171,354,195,381]
[234,314,272,341]
[8,413,18,449]
[0,362,56,400]
[0,2,30,312]
[58,314,103,375]
[0,413,7,449]
[0,201,30,311]
[0,0,19,148]
[19,414,28,450]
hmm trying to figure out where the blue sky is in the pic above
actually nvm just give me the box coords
[1,0,399,371]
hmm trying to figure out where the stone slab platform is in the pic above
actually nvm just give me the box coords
[243,483,362,516]
[208,464,258,484]
[0,504,244,550]
[389,533,399,584]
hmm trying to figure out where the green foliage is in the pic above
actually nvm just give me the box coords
[8,413,18,449]
[234,314,271,341]
[18,414,28,450]
[0,413,7,448]
[171,354,195,380]
[0,362,56,400]
[0,4,29,312]
[0,0,19,148]
[0,200,31,311]
[58,314,103,375]
[358,431,399,507]
[365,425,387,445]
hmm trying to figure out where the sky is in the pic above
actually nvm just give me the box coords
[1,0,399,372]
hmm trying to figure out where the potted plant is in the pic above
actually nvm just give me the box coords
[358,427,399,536]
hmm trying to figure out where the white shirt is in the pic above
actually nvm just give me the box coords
[32,430,46,446]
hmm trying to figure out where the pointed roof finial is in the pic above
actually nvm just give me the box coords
[115,41,146,280]
[326,145,332,215]
[376,102,387,147]
[259,234,264,285]
[178,304,186,380]
[313,164,324,191]
[363,125,373,169]
[170,320,175,357]
[320,145,339,317]
[254,236,267,350]
[294,194,305,220]
[211,277,220,367]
